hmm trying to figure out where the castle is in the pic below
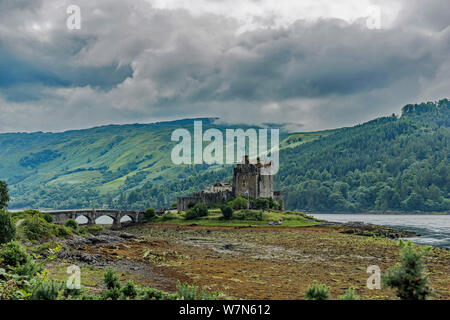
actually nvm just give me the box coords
[177,156,284,211]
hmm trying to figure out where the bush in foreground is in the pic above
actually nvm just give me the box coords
[338,287,360,300]
[65,219,78,230]
[104,268,121,290]
[31,280,64,300]
[0,241,30,267]
[383,240,434,300]
[19,215,71,241]
[176,281,219,300]
[121,281,137,298]
[101,269,216,300]
[305,281,330,300]
[0,210,16,244]
[0,180,9,209]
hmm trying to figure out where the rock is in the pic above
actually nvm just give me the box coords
[340,223,419,239]
[57,250,105,266]
[223,244,234,250]
[118,232,138,239]
[268,221,283,226]
[65,234,121,246]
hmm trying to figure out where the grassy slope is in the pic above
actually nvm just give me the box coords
[0,118,329,209]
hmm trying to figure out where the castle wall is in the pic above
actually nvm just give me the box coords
[258,174,274,198]
[177,196,202,212]
[177,191,233,211]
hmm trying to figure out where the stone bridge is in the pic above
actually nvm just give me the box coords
[43,209,145,227]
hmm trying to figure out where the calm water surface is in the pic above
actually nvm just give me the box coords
[311,214,450,249]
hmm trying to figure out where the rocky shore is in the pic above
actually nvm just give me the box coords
[44,220,450,300]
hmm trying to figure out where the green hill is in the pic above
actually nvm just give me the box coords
[0,99,448,212]
[278,99,450,212]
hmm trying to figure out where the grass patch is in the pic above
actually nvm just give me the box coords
[148,210,319,227]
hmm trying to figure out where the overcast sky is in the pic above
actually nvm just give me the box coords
[0,0,448,132]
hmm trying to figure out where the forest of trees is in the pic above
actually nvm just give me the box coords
[277,99,449,212]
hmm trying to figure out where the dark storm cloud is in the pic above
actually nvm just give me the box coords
[0,0,448,132]
[0,0,133,99]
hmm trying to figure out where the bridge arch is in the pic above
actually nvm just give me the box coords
[95,214,118,225]
[75,214,94,225]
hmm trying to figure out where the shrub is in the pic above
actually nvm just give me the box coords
[221,206,233,220]
[140,287,173,300]
[383,240,434,300]
[62,285,83,299]
[233,210,263,221]
[102,287,121,300]
[0,241,30,267]
[0,180,9,209]
[86,225,103,235]
[0,210,16,244]
[0,241,40,277]
[338,287,360,300]
[18,214,72,241]
[12,259,40,277]
[104,268,121,290]
[305,281,330,300]
[254,198,270,210]
[160,213,178,221]
[31,280,64,300]
[65,219,78,230]
[176,281,218,300]
[185,204,208,220]
[187,202,196,209]
[121,281,137,298]
[53,225,71,237]
[144,208,156,219]
[231,197,248,210]
[40,212,54,223]
[19,216,53,241]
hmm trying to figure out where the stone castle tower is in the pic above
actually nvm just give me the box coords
[177,155,284,211]
[232,155,273,199]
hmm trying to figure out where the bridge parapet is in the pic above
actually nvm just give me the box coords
[44,209,145,227]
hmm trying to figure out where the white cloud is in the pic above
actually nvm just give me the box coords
[148,0,402,31]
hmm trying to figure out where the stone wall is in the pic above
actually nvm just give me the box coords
[177,191,233,211]
[177,196,202,212]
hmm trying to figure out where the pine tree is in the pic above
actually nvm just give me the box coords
[383,240,435,300]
